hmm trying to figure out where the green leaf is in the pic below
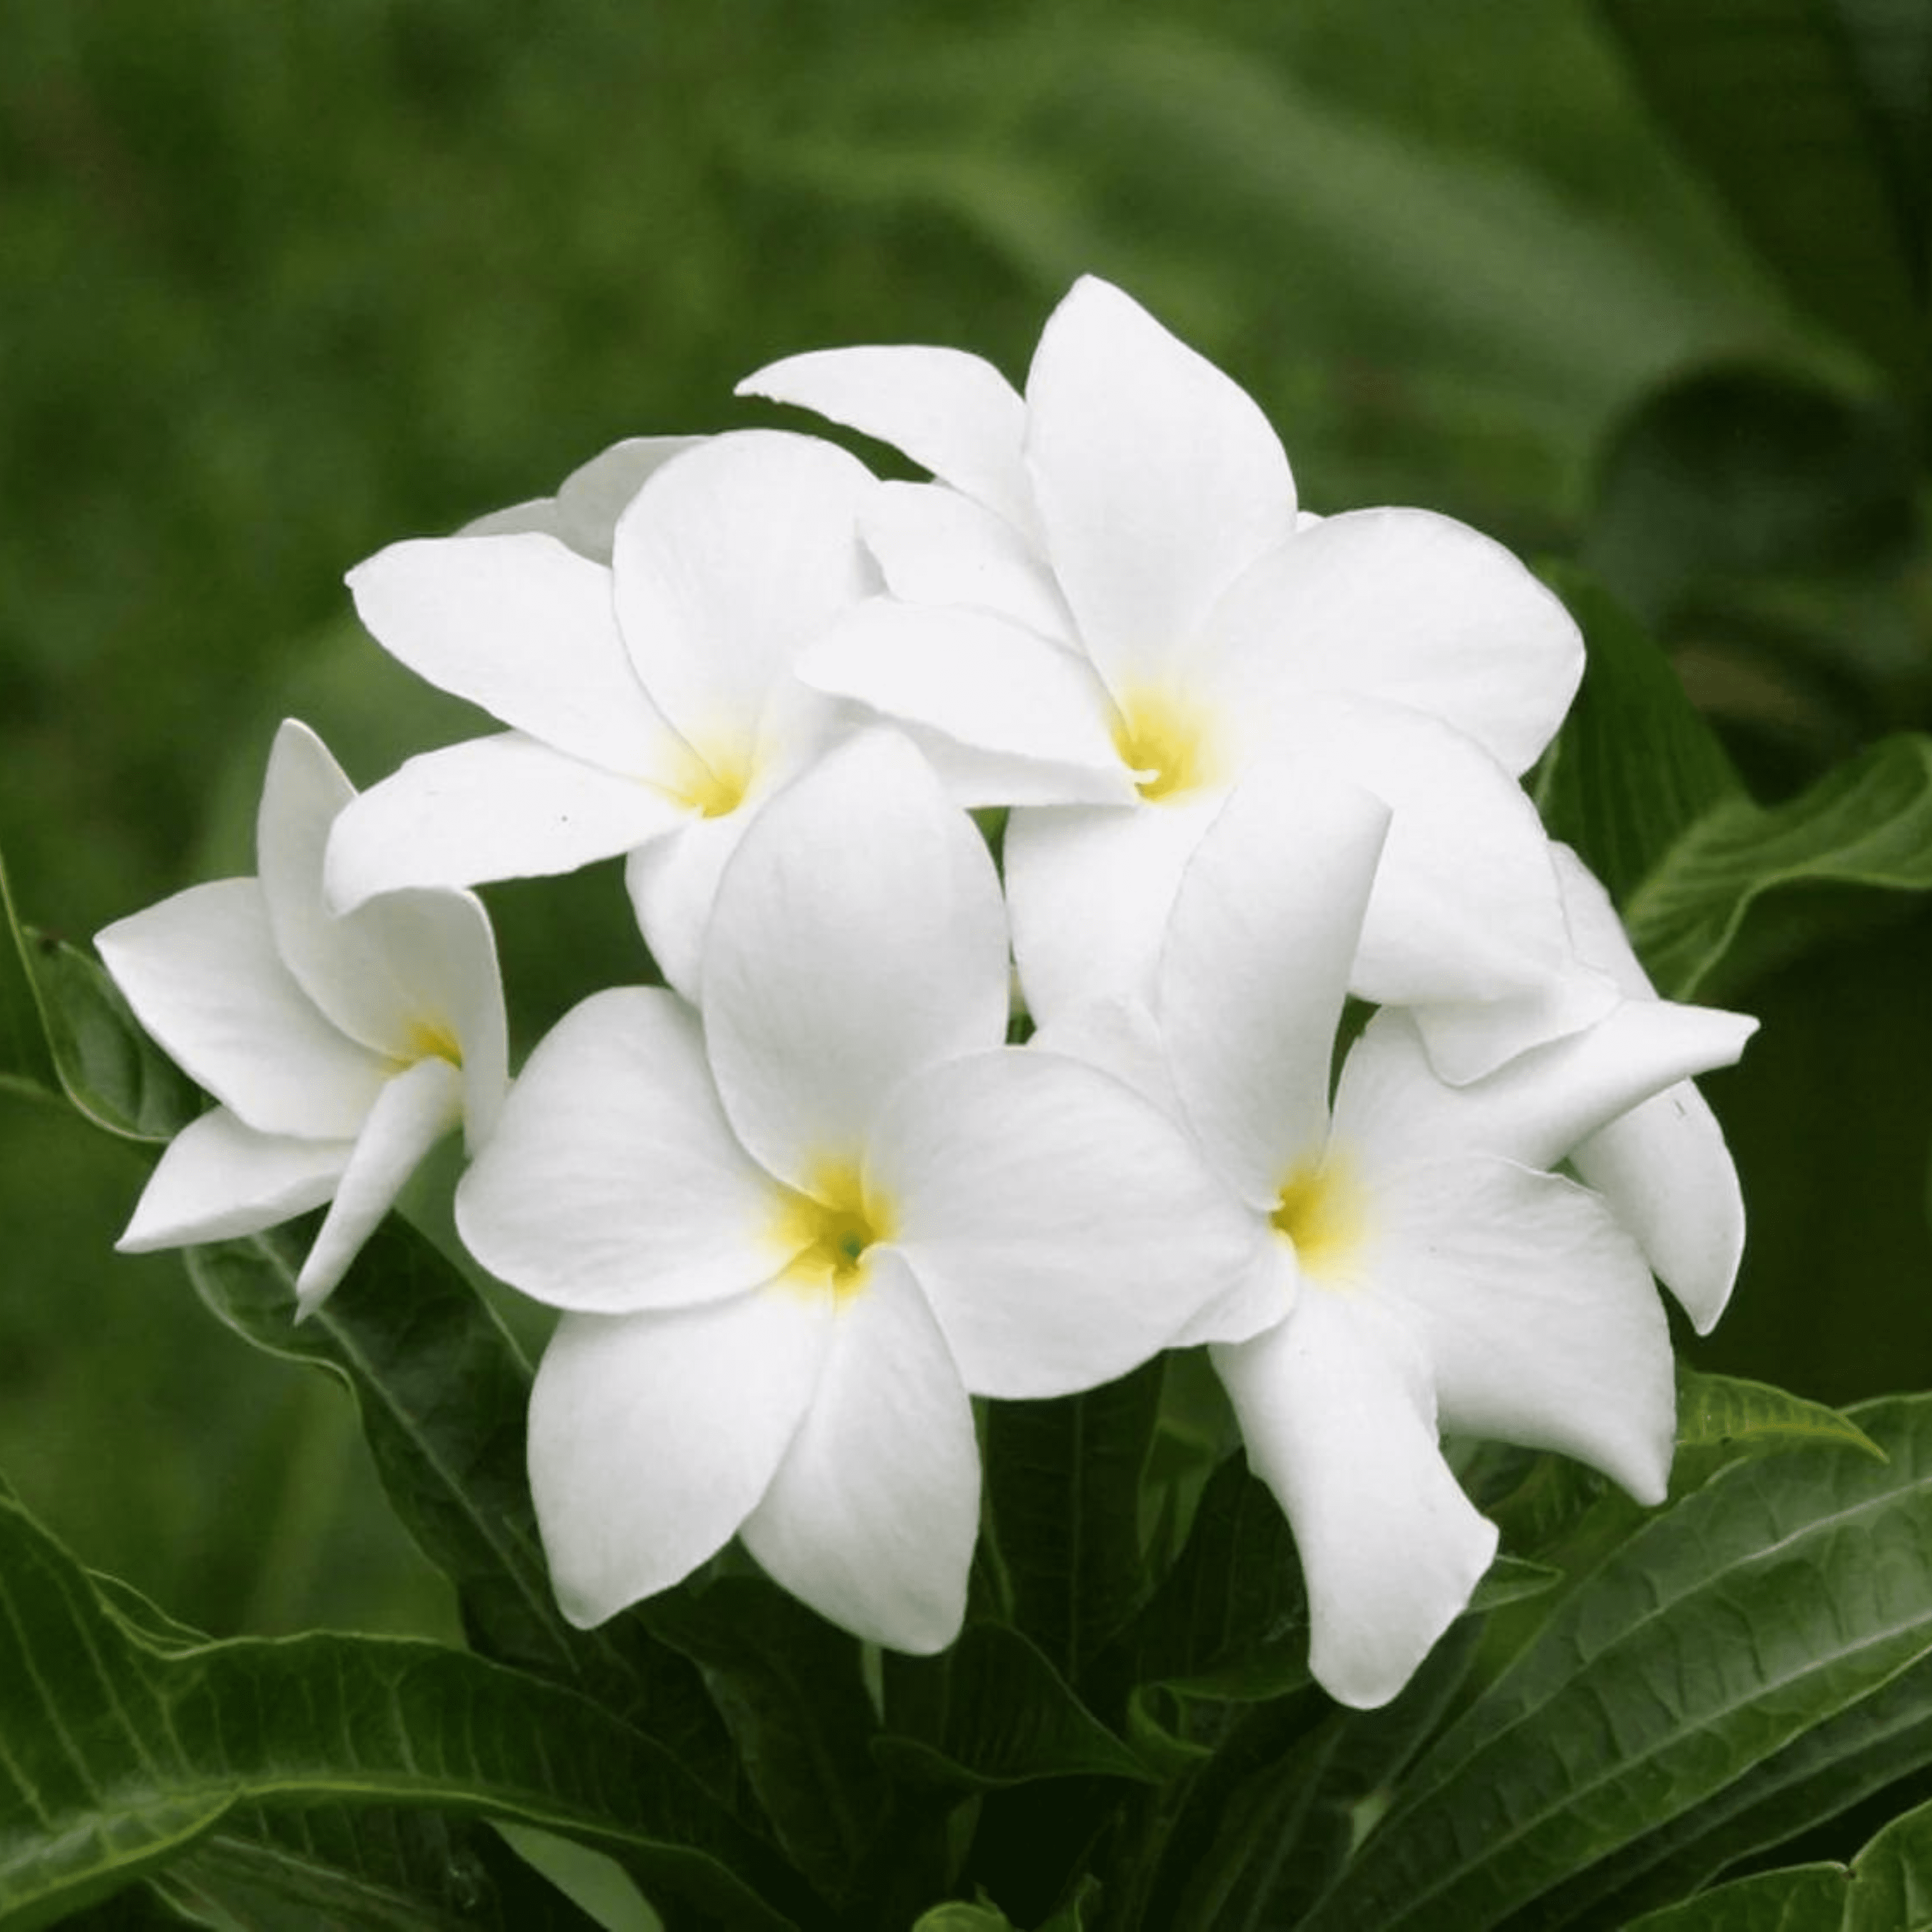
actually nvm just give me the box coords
[1623,732,1932,998]
[1532,564,1744,907]
[1297,1394,1932,1931]
[0,1487,815,1932]
[0,840,196,1140]
[910,1905,1015,1932]
[184,1222,733,1790]
[875,1624,1153,1794]
[1674,1366,1887,1486]
[1625,1790,1932,1930]
[982,1356,1165,1694]
[1598,0,1931,392]
[641,1575,885,1903]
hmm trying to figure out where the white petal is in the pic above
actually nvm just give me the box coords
[701,733,1009,1189]
[1024,276,1295,694]
[97,879,386,1140]
[623,811,757,1002]
[861,482,1070,639]
[1005,793,1224,1025]
[1372,1156,1676,1502]
[741,1249,978,1653]
[295,1055,465,1316]
[1202,509,1582,777]
[799,600,1135,808]
[1404,963,1619,1091]
[1028,994,1181,1118]
[1573,1089,1744,1336]
[529,1290,833,1626]
[117,1108,349,1251]
[1550,847,1746,1331]
[346,532,671,774]
[1213,1292,1497,1710]
[456,989,788,1314]
[738,343,1036,537]
[875,1047,1266,1397]
[461,437,705,562]
[611,430,875,761]
[325,733,692,910]
[1161,765,1390,1206]
[1332,1003,1756,1183]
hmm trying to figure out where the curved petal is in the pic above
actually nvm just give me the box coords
[97,879,386,1140]
[529,1289,833,1626]
[1024,276,1295,694]
[623,810,757,1003]
[1202,508,1582,777]
[1005,793,1224,1025]
[741,1249,978,1652]
[325,732,691,910]
[117,1108,349,1251]
[455,988,789,1314]
[295,1054,465,1317]
[861,482,1069,638]
[611,430,875,761]
[1161,764,1389,1207]
[1028,994,1181,1119]
[1404,963,1619,1091]
[738,343,1036,537]
[800,601,1135,808]
[461,437,705,562]
[1332,1003,1756,1183]
[1212,1291,1497,1710]
[346,532,671,774]
[1370,1156,1676,1502]
[875,1047,1266,1398]
[702,732,1009,1189]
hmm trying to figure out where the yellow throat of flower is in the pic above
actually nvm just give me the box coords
[398,1016,463,1069]
[664,734,752,820]
[1109,684,1222,803]
[771,1161,896,1300]
[1270,1151,1369,1289]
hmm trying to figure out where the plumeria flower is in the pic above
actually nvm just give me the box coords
[97,719,507,1315]
[1065,761,1756,1709]
[455,730,1267,1652]
[744,275,1603,1079]
[327,428,879,995]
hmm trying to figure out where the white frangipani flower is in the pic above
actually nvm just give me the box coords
[97,719,507,1315]
[744,276,1603,1078]
[1128,762,1757,1709]
[326,428,879,996]
[455,730,1267,1652]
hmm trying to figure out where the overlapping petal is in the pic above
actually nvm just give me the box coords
[875,1046,1269,1396]
[1024,275,1297,696]
[97,879,389,1140]
[463,436,704,562]
[456,989,789,1314]
[528,1289,833,1628]
[860,482,1069,636]
[739,343,1036,536]
[1214,1291,1498,1711]
[741,1249,979,1653]
[701,732,1009,1190]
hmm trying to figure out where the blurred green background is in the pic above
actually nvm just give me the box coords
[3,0,1928,1641]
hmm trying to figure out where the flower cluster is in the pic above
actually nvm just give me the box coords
[101,277,1755,1709]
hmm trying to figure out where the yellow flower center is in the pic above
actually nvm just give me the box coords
[399,1016,463,1068]
[661,734,753,820]
[1270,1149,1369,1290]
[769,1161,895,1301]
[1109,685,1222,803]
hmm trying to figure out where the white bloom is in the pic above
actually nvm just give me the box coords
[1103,762,1757,1708]
[744,276,1599,1078]
[455,731,1265,1652]
[97,720,507,1315]
[327,428,879,995]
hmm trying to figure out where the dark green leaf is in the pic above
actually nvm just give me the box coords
[1623,732,1932,999]
[1300,1394,1932,1931]
[1598,0,1930,390]
[642,1575,885,1902]
[875,1624,1153,1793]
[0,842,61,1110]
[184,1222,732,1791]
[1532,564,1744,907]
[1625,1790,1932,1929]
[0,1486,814,1932]
[1673,1366,1886,1487]
[982,1356,1165,1695]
